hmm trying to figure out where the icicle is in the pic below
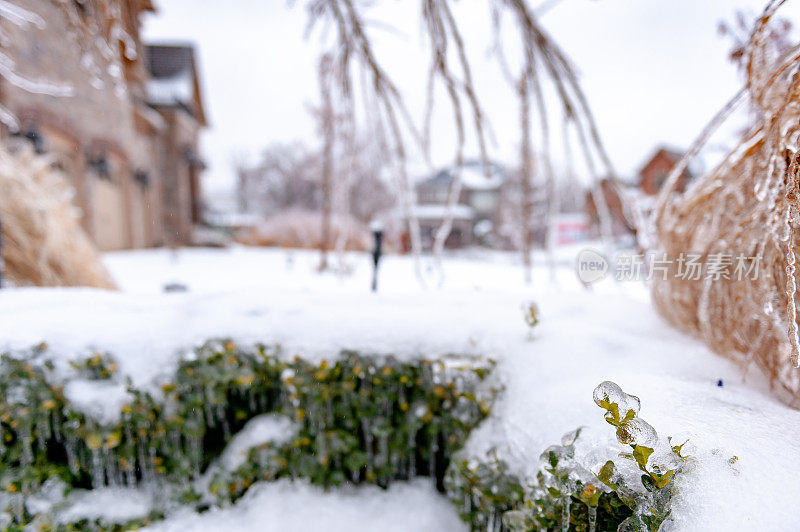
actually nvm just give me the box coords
[90,448,104,488]
[217,403,230,440]
[36,412,50,451]
[124,460,136,486]
[65,438,79,476]
[378,432,388,468]
[408,431,417,477]
[429,436,438,489]
[786,236,800,366]
[52,411,62,442]
[103,448,118,487]
[137,441,150,483]
[19,424,33,465]
[148,445,158,479]
[203,386,216,426]
[11,493,22,525]
[588,505,597,532]
[170,429,182,458]
[190,436,202,479]
[561,495,571,532]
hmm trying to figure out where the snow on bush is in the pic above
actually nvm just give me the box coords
[0,341,496,529]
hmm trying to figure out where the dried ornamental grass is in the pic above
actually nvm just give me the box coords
[651,0,800,403]
[0,144,117,289]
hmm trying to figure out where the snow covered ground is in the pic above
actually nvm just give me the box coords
[146,479,464,532]
[1,245,799,531]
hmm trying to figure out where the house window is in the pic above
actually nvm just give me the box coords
[134,170,150,188]
[87,153,112,181]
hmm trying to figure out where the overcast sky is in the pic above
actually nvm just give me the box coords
[143,0,800,197]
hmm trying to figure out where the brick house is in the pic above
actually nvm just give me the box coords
[639,147,692,196]
[0,1,207,250]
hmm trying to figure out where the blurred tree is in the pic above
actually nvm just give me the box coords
[235,140,394,225]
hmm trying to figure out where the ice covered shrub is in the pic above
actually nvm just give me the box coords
[444,450,525,531]
[220,352,498,499]
[68,353,118,381]
[591,381,687,531]
[0,342,498,529]
[445,381,688,532]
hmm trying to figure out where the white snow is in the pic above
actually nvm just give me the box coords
[459,164,504,190]
[146,71,193,107]
[62,379,131,426]
[412,203,475,220]
[55,486,154,525]
[0,245,798,530]
[143,479,465,532]
[217,414,297,472]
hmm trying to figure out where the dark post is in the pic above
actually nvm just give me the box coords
[370,222,384,292]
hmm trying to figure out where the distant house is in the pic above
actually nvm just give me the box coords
[145,44,208,245]
[639,147,692,195]
[414,160,506,249]
[0,2,207,250]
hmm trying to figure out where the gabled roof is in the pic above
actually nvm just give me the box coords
[638,145,685,176]
[144,44,207,126]
[417,160,506,191]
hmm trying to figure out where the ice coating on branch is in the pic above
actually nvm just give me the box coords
[0,0,45,29]
[647,441,682,476]
[560,426,583,446]
[110,23,137,61]
[615,418,658,448]
[592,381,640,422]
[539,443,575,468]
[0,51,74,97]
[0,102,18,131]
[650,1,800,389]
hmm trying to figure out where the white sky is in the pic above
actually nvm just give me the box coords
[143,0,800,197]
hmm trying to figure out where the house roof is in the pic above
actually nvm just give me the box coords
[638,145,686,176]
[144,44,207,126]
[417,160,506,191]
